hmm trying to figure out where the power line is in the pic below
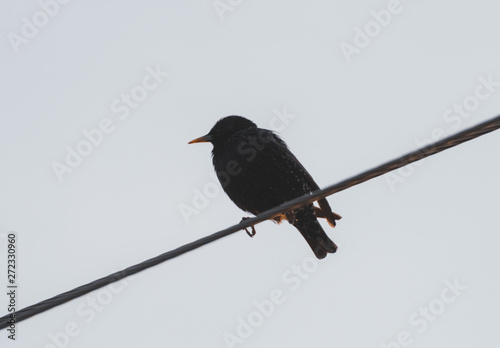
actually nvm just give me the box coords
[1,114,499,330]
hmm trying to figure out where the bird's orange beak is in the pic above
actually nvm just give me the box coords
[188,134,212,144]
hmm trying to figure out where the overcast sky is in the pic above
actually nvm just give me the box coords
[1,0,500,347]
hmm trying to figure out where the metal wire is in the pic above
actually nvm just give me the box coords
[1,114,499,330]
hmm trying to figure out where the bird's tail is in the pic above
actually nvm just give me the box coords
[292,205,337,259]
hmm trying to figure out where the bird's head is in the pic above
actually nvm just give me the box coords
[188,116,257,145]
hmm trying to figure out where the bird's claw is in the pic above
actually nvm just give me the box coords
[245,226,256,237]
[241,217,256,237]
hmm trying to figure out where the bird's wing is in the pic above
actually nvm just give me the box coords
[262,130,341,225]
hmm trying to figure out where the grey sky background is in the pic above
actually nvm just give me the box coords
[1,0,499,347]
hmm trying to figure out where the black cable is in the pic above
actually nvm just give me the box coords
[1,114,499,330]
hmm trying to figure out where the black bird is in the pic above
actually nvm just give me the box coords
[188,116,341,259]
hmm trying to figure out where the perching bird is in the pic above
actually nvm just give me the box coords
[188,116,341,259]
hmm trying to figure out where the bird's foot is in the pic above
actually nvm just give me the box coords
[240,217,256,237]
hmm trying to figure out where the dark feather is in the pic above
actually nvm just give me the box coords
[193,116,341,258]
